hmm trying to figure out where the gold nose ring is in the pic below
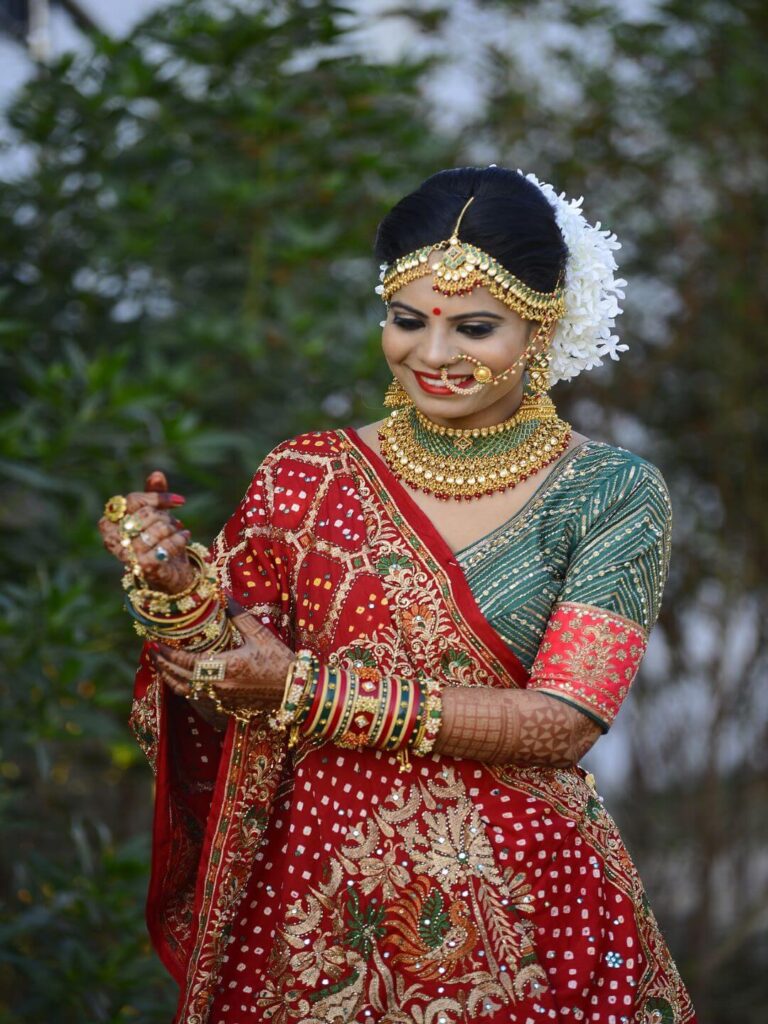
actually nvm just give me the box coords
[439,353,492,394]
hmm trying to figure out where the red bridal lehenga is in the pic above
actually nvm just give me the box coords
[130,428,696,1024]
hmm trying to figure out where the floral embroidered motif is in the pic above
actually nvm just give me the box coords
[129,668,160,773]
[527,600,647,727]
[258,766,548,1021]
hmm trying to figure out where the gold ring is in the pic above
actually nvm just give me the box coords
[119,515,143,539]
[104,495,128,522]
[192,658,227,684]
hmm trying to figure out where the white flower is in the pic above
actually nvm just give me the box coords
[522,169,627,385]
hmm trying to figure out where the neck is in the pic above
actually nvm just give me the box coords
[414,382,527,431]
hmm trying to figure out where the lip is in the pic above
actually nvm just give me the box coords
[412,370,475,396]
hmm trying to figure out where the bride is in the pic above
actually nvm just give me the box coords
[99,165,695,1023]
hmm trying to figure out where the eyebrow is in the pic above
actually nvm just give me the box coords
[389,300,505,322]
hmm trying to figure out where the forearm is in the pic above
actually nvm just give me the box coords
[432,686,601,767]
[286,665,598,768]
[158,648,600,768]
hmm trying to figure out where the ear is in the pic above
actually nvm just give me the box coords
[526,319,555,355]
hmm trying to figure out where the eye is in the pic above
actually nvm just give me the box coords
[393,316,425,331]
[458,322,496,339]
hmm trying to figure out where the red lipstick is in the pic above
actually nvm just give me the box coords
[412,370,475,396]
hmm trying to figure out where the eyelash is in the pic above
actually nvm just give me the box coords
[392,316,496,339]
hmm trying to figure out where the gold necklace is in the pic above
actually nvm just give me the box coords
[378,393,572,500]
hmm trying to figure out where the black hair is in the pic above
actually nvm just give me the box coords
[374,166,568,293]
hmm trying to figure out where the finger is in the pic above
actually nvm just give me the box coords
[98,518,120,546]
[134,524,191,557]
[164,672,191,698]
[156,663,190,695]
[150,648,190,688]
[155,653,194,687]
[101,528,126,560]
[229,609,274,640]
[159,533,190,557]
[156,644,199,671]
[125,491,186,514]
[99,519,140,564]
[129,506,176,529]
[135,536,189,574]
[145,470,168,493]
[131,520,178,554]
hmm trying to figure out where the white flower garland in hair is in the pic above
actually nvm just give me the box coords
[520,170,627,386]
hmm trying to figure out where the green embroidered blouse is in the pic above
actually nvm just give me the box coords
[455,440,673,674]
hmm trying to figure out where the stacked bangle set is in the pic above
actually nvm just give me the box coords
[112,507,446,760]
[123,542,236,652]
[266,650,446,768]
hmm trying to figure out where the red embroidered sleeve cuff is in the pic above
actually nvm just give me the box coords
[527,602,648,730]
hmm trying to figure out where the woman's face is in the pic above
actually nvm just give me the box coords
[381,261,538,429]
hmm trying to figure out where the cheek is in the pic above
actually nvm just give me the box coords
[381,325,412,363]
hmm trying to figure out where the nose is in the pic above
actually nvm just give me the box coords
[416,323,463,372]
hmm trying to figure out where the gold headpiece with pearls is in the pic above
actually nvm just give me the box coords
[379,197,566,325]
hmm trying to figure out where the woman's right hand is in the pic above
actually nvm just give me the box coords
[98,470,196,594]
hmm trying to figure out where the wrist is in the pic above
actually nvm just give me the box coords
[124,544,231,651]
[294,666,445,770]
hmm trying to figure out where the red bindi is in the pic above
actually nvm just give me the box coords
[432,307,442,316]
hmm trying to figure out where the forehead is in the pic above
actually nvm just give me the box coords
[388,270,511,317]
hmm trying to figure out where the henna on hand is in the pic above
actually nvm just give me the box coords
[97,472,195,593]
[433,687,601,767]
[150,649,229,731]
[153,610,294,714]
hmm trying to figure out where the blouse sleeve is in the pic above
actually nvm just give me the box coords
[526,456,673,730]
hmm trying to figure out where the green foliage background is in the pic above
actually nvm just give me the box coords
[0,1,765,1020]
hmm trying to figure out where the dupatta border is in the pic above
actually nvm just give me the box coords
[176,719,288,1023]
[338,427,529,688]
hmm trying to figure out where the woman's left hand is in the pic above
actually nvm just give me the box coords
[152,604,294,714]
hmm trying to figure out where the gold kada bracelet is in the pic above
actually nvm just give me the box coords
[269,649,319,734]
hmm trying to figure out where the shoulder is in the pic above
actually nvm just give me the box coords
[571,440,672,533]
[238,429,355,530]
[262,429,347,467]
[574,439,669,494]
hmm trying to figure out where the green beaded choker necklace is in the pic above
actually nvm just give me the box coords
[378,392,573,500]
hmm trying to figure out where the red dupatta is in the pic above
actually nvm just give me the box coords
[129,427,694,1024]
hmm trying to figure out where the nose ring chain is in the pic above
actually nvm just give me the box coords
[439,344,536,395]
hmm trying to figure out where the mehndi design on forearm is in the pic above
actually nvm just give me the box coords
[433,686,601,767]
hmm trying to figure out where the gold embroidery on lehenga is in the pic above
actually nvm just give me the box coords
[260,766,548,1022]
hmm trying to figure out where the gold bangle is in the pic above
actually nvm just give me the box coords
[269,650,318,732]
[122,543,217,605]
[411,678,445,757]
[129,592,216,628]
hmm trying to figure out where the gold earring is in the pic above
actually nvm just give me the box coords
[527,347,551,395]
[383,377,412,408]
